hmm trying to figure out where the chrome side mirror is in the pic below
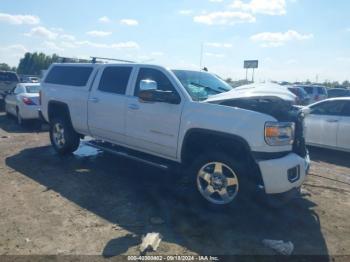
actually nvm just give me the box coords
[140,79,158,91]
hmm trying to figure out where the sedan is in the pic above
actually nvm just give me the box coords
[5,83,41,125]
[304,98,350,152]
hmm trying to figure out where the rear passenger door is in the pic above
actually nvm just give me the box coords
[88,66,134,143]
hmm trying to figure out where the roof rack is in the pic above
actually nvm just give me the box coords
[56,56,137,64]
[57,56,91,63]
[90,57,136,64]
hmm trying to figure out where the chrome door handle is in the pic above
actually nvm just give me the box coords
[88,97,99,103]
[326,119,338,123]
[128,104,140,110]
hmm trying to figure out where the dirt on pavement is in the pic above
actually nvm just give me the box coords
[0,101,349,260]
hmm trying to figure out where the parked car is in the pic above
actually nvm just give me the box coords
[297,85,328,104]
[0,71,20,99]
[4,83,41,125]
[327,88,350,98]
[304,98,350,152]
[288,86,310,105]
[40,63,309,207]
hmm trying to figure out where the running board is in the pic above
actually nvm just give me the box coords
[84,140,170,170]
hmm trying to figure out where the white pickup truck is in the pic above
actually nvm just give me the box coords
[40,63,310,207]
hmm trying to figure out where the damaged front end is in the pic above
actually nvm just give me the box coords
[208,95,308,158]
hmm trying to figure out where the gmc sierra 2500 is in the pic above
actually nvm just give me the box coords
[40,63,310,207]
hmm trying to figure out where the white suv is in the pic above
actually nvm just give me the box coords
[40,63,310,207]
[297,85,328,104]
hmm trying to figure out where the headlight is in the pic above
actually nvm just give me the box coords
[265,122,295,146]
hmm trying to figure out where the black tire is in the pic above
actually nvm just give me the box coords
[5,104,11,118]
[16,108,24,126]
[180,152,255,210]
[49,117,80,155]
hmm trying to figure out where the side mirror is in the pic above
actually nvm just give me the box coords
[140,79,158,91]
[138,79,181,104]
[302,107,311,115]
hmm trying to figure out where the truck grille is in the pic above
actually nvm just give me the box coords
[293,112,307,158]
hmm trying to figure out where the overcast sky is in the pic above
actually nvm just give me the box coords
[0,0,349,82]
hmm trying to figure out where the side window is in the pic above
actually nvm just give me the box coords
[310,101,345,116]
[134,68,178,96]
[303,86,313,95]
[98,67,132,95]
[341,102,350,117]
[14,86,23,94]
[318,87,326,95]
[45,66,93,87]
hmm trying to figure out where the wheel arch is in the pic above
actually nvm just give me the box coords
[181,128,263,185]
[47,100,72,125]
[181,128,252,163]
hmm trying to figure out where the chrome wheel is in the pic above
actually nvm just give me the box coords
[197,162,239,205]
[52,123,66,148]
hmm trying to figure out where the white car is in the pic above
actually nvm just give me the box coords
[304,98,350,152]
[5,83,41,125]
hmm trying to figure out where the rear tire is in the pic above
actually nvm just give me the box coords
[50,117,80,155]
[16,108,24,126]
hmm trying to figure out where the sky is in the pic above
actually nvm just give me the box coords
[0,0,349,82]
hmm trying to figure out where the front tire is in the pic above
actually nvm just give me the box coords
[188,152,253,209]
[50,117,80,155]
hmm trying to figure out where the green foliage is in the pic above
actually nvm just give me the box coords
[0,63,16,72]
[17,52,60,75]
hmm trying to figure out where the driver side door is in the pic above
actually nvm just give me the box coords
[125,67,183,159]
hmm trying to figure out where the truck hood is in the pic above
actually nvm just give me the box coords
[204,83,298,121]
[205,83,296,103]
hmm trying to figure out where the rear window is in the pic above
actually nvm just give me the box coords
[45,66,93,86]
[25,85,41,93]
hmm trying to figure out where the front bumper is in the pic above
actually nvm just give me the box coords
[257,152,310,194]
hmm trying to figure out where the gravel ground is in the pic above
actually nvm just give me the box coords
[0,103,349,261]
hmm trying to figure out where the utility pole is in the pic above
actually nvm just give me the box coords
[199,43,204,70]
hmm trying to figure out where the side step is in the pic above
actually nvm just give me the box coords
[84,140,171,170]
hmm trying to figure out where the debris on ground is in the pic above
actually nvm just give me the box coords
[150,217,165,225]
[262,239,294,255]
[301,187,311,197]
[140,233,162,253]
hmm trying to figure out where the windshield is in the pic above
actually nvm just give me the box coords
[172,70,233,101]
[25,85,41,93]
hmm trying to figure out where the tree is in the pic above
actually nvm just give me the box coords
[17,52,59,75]
[0,63,16,72]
